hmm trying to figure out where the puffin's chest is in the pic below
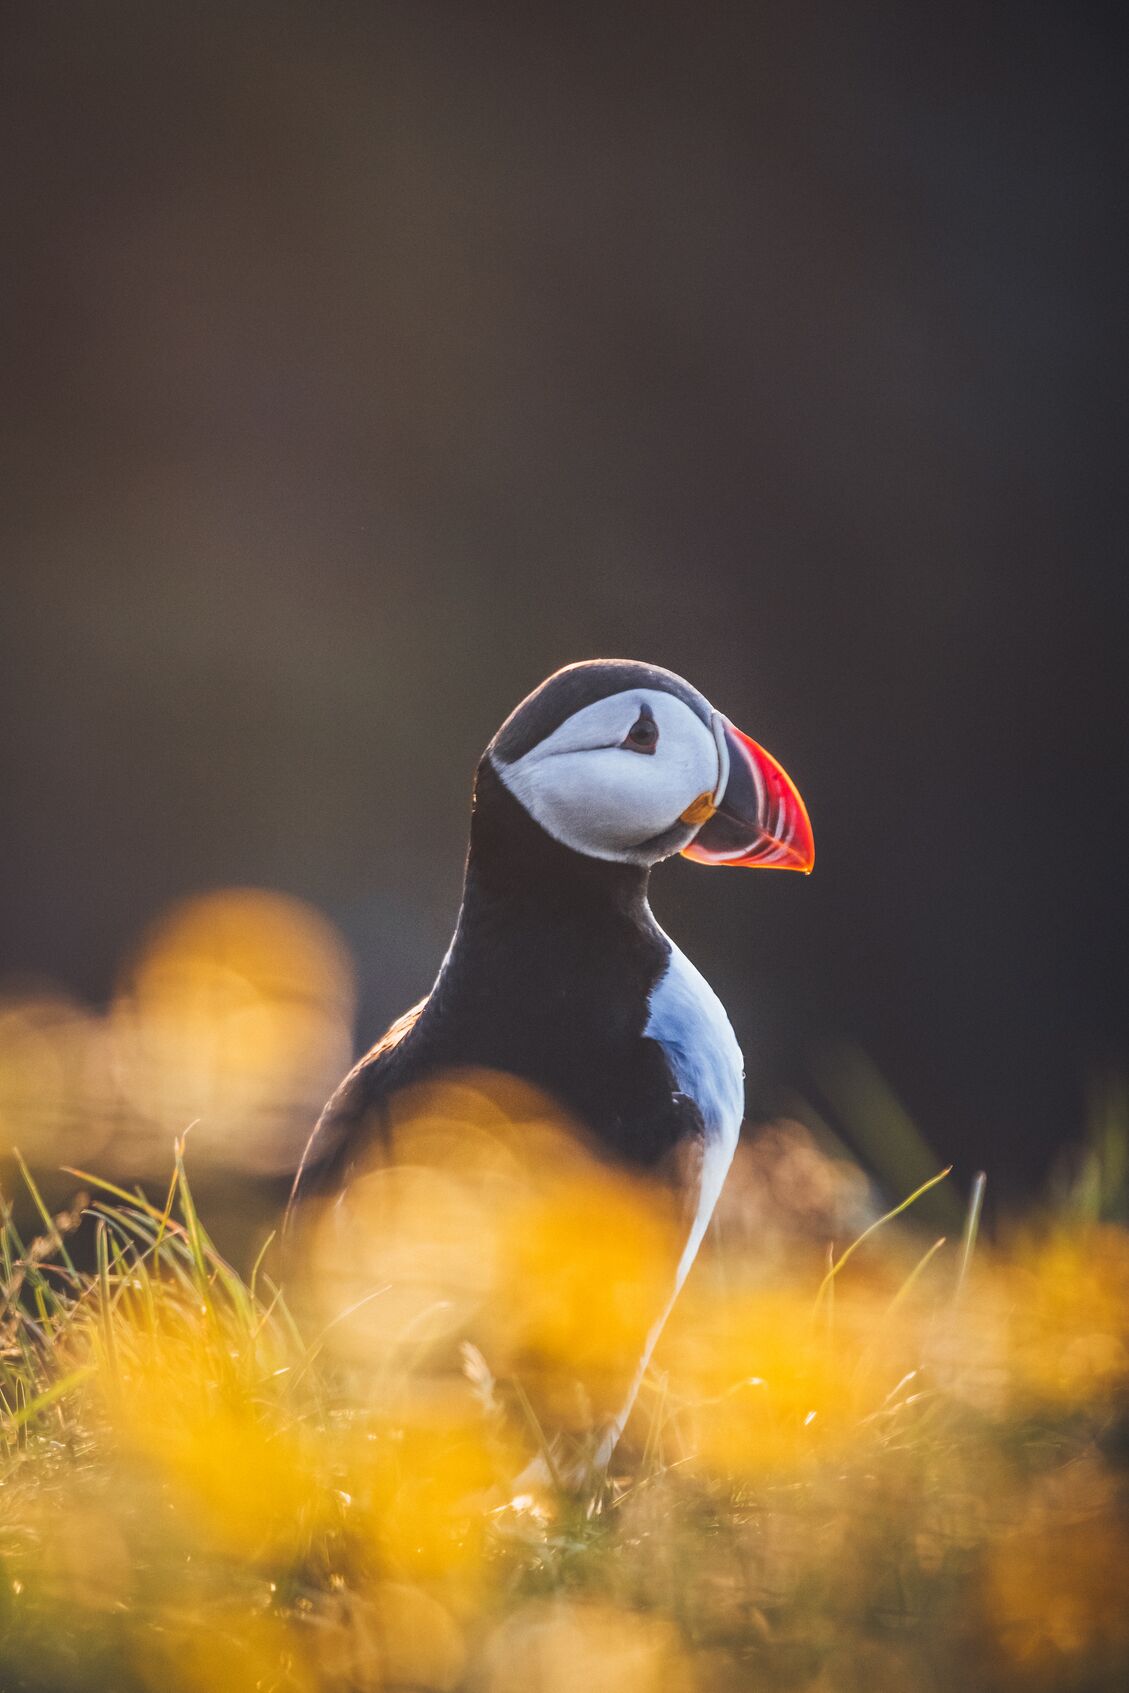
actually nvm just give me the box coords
[643,941,745,1151]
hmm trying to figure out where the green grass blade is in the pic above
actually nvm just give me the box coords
[3,1365,95,1434]
[12,1149,78,1278]
[814,1165,952,1311]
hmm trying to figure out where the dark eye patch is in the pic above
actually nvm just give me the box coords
[490,661,710,764]
[623,708,658,753]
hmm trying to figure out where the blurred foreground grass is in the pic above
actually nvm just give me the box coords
[2,891,1127,1690]
[2,1122,1128,1693]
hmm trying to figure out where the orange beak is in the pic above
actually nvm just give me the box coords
[680,718,815,873]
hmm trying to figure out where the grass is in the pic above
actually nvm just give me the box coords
[1,1115,1128,1693]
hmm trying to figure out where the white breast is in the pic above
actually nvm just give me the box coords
[644,936,744,1293]
[580,936,744,1473]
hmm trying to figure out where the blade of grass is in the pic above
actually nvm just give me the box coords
[172,1137,209,1292]
[95,1219,119,1387]
[849,1238,948,1398]
[955,1171,987,1300]
[173,1141,255,1328]
[887,1236,947,1314]
[151,1159,181,1261]
[256,1276,308,1354]
[86,1204,200,1298]
[3,1365,96,1434]
[2,1206,60,1316]
[249,1230,276,1305]
[13,1150,78,1278]
[510,1376,564,1495]
[813,1166,952,1313]
[640,1368,669,1477]
[64,1168,171,1226]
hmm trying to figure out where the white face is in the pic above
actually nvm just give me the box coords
[492,688,728,865]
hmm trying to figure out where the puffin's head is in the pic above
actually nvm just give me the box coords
[487,659,814,872]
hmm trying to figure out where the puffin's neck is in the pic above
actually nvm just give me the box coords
[461,757,653,927]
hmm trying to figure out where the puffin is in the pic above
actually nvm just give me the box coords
[290,659,813,1469]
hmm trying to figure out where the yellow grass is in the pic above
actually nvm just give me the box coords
[1,1100,1127,1693]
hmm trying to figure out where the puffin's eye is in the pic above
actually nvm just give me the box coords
[623,712,659,754]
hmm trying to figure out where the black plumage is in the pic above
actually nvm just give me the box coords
[287,657,814,1475]
[290,753,701,1209]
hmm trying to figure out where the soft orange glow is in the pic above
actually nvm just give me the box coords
[305,1069,682,1447]
[4,1095,1128,1692]
[2,893,1126,1693]
[113,888,355,1171]
[481,1601,692,1693]
[0,887,355,1174]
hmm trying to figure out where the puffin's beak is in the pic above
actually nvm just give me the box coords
[680,717,815,873]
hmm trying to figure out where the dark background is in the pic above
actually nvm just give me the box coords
[2,2,1126,1203]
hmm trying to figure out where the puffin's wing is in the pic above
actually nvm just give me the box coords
[285,997,427,1217]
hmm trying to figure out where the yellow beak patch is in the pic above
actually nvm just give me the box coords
[679,791,718,827]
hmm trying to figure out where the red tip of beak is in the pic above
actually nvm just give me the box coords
[681,722,815,873]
